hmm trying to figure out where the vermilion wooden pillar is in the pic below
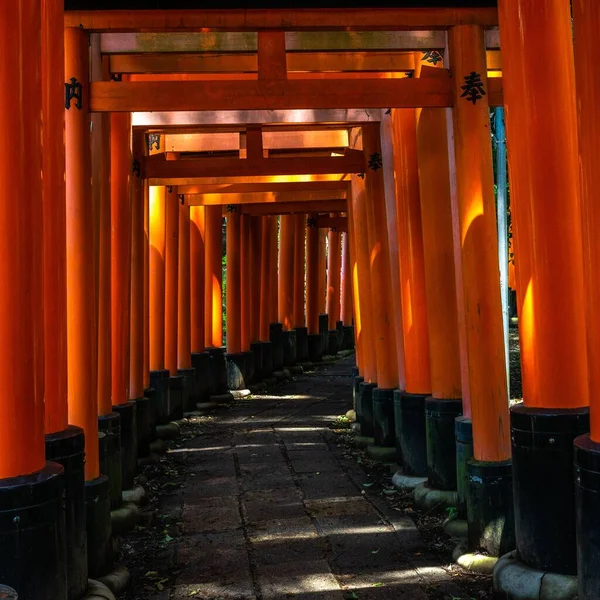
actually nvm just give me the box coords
[340,232,353,328]
[149,186,167,372]
[362,124,399,391]
[178,200,192,370]
[95,109,112,419]
[306,216,320,335]
[318,229,327,314]
[143,178,150,391]
[110,112,132,406]
[226,208,242,354]
[346,202,364,371]
[42,0,68,436]
[130,133,145,400]
[44,5,87,598]
[293,214,306,328]
[497,0,590,578]
[190,206,206,353]
[0,0,44,478]
[65,27,99,481]
[447,24,512,558]
[391,109,431,396]
[349,173,377,384]
[259,216,272,341]
[204,205,223,347]
[164,186,179,376]
[249,216,262,343]
[572,2,600,595]
[415,68,462,403]
[326,223,341,330]
[279,215,295,331]
[269,216,279,324]
[240,214,251,351]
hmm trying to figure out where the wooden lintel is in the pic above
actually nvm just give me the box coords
[178,180,348,194]
[234,199,347,216]
[90,76,454,112]
[66,9,498,32]
[109,50,501,75]
[150,174,350,186]
[186,189,345,206]
[315,215,348,231]
[143,149,365,179]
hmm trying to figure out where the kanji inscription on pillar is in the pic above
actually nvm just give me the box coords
[460,71,486,104]
[65,77,82,110]
[421,50,443,65]
[368,153,383,171]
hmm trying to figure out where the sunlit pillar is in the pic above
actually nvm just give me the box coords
[204,205,223,348]
[326,221,341,352]
[496,0,589,582]
[448,24,512,556]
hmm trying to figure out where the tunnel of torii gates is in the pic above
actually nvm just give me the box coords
[5,1,600,599]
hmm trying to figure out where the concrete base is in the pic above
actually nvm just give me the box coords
[452,542,498,574]
[412,482,458,511]
[493,551,578,600]
[149,438,167,455]
[122,485,146,506]
[96,565,130,597]
[83,580,117,600]
[210,392,235,404]
[110,502,140,536]
[366,445,397,463]
[155,421,180,440]
[353,435,375,449]
[230,389,252,399]
[443,517,468,539]
[288,365,304,375]
[391,470,428,492]
[346,409,356,421]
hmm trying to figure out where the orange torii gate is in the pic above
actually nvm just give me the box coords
[17,4,600,599]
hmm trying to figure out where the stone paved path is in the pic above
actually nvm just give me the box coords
[163,357,467,600]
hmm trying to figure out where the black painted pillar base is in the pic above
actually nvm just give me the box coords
[318,313,329,355]
[243,351,255,384]
[357,381,377,437]
[307,333,323,363]
[0,462,67,600]
[45,427,87,600]
[269,323,284,371]
[149,369,170,425]
[226,352,250,390]
[250,341,264,381]
[191,351,211,404]
[112,401,137,491]
[373,388,395,447]
[85,475,113,579]
[295,326,309,363]
[168,374,184,421]
[342,325,355,351]
[207,347,228,395]
[142,386,157,444]
[260,341,274,379]
[352,376,364,413]
[327,330,339,356]
[394,391,428,476]
[178,367,196,413]
[282,329,297,367]
[98,412,122,510]
[512,405,589,575]
[575,434,600,599]
[336,320,344,349]
[134,396,151,459]
[455,417,473,518]
[467,459,514,556]
[425,397,462,491]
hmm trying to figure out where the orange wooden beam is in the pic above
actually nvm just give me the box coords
[186,190,346,206]
[144,150,365,180]
[89,77,456,112]
[315,215,347,231]
[65,8,499,32]
[178,180,347,195]
[237,199,346,216]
